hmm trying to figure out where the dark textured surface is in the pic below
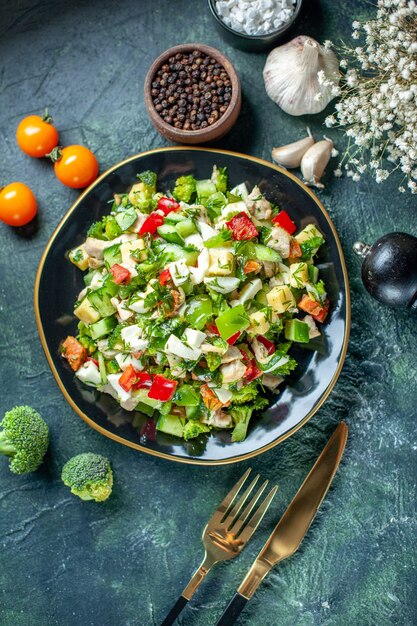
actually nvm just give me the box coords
[0,1,416,625]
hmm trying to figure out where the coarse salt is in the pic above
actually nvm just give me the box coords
[215,0,296,36]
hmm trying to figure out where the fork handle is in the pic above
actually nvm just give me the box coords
[160,595,188,626]
[215,592,248,626]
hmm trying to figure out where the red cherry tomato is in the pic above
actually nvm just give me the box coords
[0,182,37,226]
[53,145,99,189]
[16,112,59,158]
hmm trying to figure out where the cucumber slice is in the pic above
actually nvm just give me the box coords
[157,224,185,246]
[284,319,310,343]
[204,276,240,294]
[164,212,187,225]
[253,244,281,262]
[87,288,117,318]
[89,316,117,340]
[308,265,319,284]
[175,218,196,238]
[159,242,199,266]
[156,413,185,438]
[196,179,217,201]
[103,244,122,269]
[136,402,155,417]
[115,208,137,231]
[185,405,204,420]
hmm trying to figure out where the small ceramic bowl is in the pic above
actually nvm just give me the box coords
[208,0,304,52]
[144,43,241,144]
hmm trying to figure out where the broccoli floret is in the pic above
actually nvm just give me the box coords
[137,170,157,193]
[183,421,210,441]
[230,397,269,442]
[211,165,228,193]
[172,175,197,203]
[87,215,122,241]
[230,382,259,405]
[61,453,113,502]
[0,406,49,474]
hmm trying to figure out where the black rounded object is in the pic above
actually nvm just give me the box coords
[359,232,417,309]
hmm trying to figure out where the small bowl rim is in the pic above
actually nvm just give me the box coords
[208,0,303,41]
[144,43,241,140]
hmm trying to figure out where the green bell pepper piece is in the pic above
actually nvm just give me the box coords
[215,304,250,341]
[174,385,200,407]
[204,229,232,248]
[186,296,213,330]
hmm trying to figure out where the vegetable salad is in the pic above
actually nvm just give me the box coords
[61,166,329,443]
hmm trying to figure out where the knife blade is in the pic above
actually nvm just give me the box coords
[215,422,348,626]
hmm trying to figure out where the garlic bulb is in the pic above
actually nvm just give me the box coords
[301,137,333,188]
[263,36,340,116]
[271,129,314,168]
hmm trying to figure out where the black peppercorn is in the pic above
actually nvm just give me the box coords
[151,49,231,131]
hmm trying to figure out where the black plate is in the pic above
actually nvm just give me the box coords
[35,148,350,465]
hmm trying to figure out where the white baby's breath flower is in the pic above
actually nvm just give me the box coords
[325,0,417,193]
[334,168,343,177]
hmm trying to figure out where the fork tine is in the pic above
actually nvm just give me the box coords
[211,468,252,522]
[229,479,269,534]
[237,485,278,542]
[222,474,261,528]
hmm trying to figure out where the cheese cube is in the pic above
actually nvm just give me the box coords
[69,245,89,271]
[248,310,270,335]
[266,285,295,313]
[295,224,323,245]
[207,249,235,276]
[74,298,100,324]
[120,238,147,264]
[289,262,309,288]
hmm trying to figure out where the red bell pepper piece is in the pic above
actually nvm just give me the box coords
[226,331,241,346]
[240,349,262,382]
[256,335,275,355]
[159,268,172,286]
[298,295,330,323]
[157,197,180,215]
[226,212,259,240]
[110,263,131,284]
[272,210,296,235]
[119,364,140,392]
[61,336,86,372]
[148,374,177,402]
[138,211,164,235]
[133,371,152,390]
[206,323,240,345]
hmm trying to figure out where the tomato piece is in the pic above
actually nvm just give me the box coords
[138,212,164,235]
[157,197,180,215]
[298,295,330,323]
[256,335,275,355]
[148,374,177,401]
[200,384,223,411]
[159,268,172,286]
[110,263,131,284]
[205,323,239,345]
[61,336,86,371]
[289,239,302,259]
[272,210,296,235]
[226,212,259,240]
[244,260,261,274]
[16,112,59,158]
[52,145,99,189]
[0,182,37,227]
[119,365,141,392]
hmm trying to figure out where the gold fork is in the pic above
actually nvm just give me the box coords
[160,468,277,626]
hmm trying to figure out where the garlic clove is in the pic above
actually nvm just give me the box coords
[271,130,314,169]
[263,36,340,116]
[301,138,334,188]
